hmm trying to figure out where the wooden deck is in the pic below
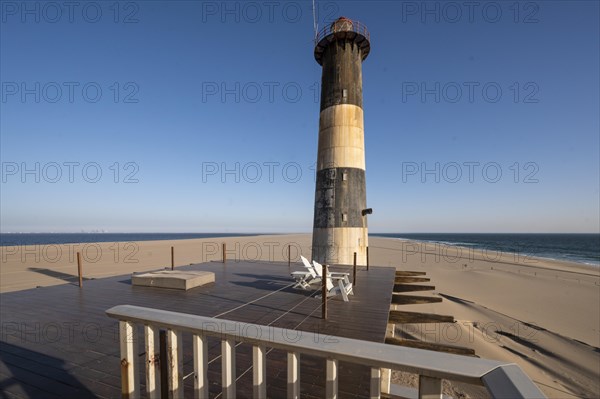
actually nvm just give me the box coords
[0,261,395,398]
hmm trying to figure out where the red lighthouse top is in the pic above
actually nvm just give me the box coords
[314,17,371,65]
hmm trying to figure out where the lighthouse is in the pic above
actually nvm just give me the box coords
[311,17,371,266]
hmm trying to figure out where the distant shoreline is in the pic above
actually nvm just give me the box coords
[2,232,597,267]
[0,232,280,246]
[372,236,599,276]
[371,233,599,268]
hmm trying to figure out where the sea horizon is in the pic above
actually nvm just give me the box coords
[2,232,598,267]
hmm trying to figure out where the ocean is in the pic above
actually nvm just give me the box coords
[0,233,259,246]
[371,233,600,267]
[1,232,598,267]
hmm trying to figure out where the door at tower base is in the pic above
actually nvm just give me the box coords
[312,227,367,266]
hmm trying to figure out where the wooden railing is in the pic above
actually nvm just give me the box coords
[315,19,370,44]
[106,305,546,399]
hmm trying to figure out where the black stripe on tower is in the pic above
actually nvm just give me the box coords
[319,40,365,112]
[313,167,367,228]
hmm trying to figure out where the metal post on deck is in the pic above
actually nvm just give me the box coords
[322,264,328,320]
[222,243,226,263]
[366,246,370,271]
[288,244,291,268]
[353,252,357,286]
[171,246,174,270]
[77,252,83,288]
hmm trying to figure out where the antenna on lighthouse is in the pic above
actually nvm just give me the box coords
[312,0,318,40]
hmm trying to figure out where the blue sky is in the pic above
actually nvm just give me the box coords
[1,0,598,233]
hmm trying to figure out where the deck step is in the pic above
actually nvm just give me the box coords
[393,284,435,293]
[394,277,431,284]
[391,294,442,305]
[395,271,427,276]
[388,310,454,324]
[385,336,476,356]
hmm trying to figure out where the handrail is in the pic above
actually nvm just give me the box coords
[315,19,370,44]
[106,305,546,398]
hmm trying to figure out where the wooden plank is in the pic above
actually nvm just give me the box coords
[394,277,430,284]
[385,337,476,357]
[391,294,442,305]
[395,271,427,276]
[388,311,454,324]
[0,350,101,398]
[393,284,435,293]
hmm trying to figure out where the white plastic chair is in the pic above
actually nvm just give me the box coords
[291,255,320,289]
[326,275,354,302]
[313,261,354,302]
[312,260,351,284]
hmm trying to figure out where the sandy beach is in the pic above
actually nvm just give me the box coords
[1,234,598,398]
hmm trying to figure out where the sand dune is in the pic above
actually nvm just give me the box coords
[376,237,599,398]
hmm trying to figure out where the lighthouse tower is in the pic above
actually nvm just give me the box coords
[311,17,371,266]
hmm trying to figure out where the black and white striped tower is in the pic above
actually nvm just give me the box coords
[312,17,371,266]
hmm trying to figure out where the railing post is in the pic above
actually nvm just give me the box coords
[381,308,395,395]
[171,246,174,270]
[326,358,338,399]
[288,244,291,267]
[253,344,266,399]
[353,252,357,286]
[222,338,236,398]
[380,369,391,395]
[119,320,140,398]
[418,376,442,399]
[77,252,83,288]
[222,243,226,263]
[287,352,300,399]
[366,246,370,271]
[370,368,381,399]
[167,329,183,398]
[322,264,328,320]
[193,334,208,399]
[144,325,160,398]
